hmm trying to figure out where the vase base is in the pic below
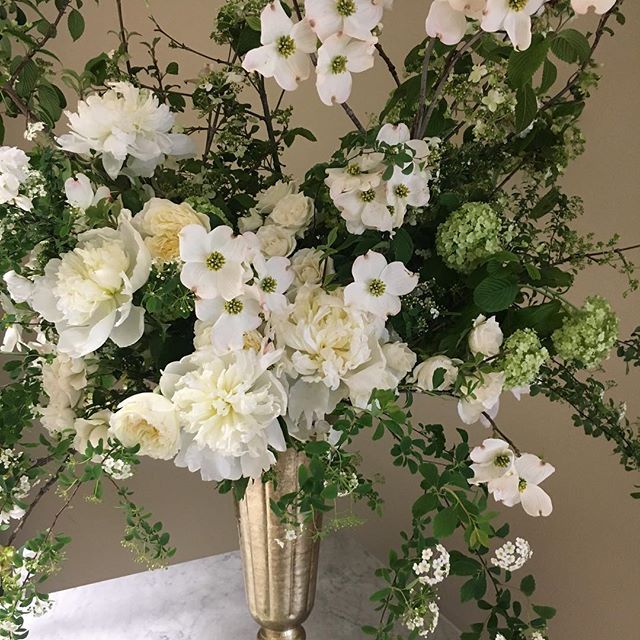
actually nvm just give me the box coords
[257,627,306,640]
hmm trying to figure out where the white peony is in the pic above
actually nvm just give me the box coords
[56,82,194,180]
[0,146,33,211]
[109,393,181,460]
[30,212,152,357]
[161,348,287,480]
[469,314,503,358]
[41,353,88,409]
[256,223,297,257]
[267,192,314,234]
[382,342,417,382]
[413,355,459,391]
[289,248,334,289]
[134,198,210,263]
[457,372,505,425]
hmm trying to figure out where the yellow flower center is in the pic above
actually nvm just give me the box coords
[394,184,410,199]
[224,298,244,315]
[260,276,277,294]
[508,0,528,11]
[518,478,528,492]
[360,189,376,203]
[331,55,348,74]
[336,0,356,17]
[206,251,226,271]
[277,35,296,58]
[368,278,386,297]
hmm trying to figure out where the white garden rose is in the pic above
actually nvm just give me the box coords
[29,212,152,357]
[256,223,296,257]
[267,193,314,234]
[255,180,296,214]
[39,404,76,434]
[289,248,334,289]
[468,315,504,357]
[413,355,459,391]
[109,393,181,460]
[41,353,88,408]
[382,342,417,382]
[238,208,264,233]
[457,372,505,425]
[73,410,111,456]
[133,198,210,263]
[0,146,33,211]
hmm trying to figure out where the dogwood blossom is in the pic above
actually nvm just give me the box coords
[305,0,383,42]
[344,250,418,318]
[253,255,294,312]
[242,1,316,91]
[64,174,110,211]
[469,438,515,484]
[316,33,376,105]
[325,152,383,199]
[334,182,393,233]
[57,82,194,179]
[571,0,615,14]
[426,0,484,46]
[481,0,548,51]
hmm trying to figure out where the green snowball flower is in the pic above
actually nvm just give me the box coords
[435,202,504,273]
[501,328,549,389]
[552,296,619,370]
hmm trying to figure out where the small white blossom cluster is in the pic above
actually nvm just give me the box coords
[404,600,440,637]
[102,457,133,480]
[326,123,437,235]
[0,450,32,526]
[413,544,450,586]
[24,121,46,141]
[491,537,533,572]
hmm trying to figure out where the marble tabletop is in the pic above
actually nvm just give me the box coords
[24,534,459,639]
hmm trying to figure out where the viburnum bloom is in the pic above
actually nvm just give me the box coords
[29,212,152,358]
[64,174,110,211]
[344,250,418,318]
[242,1,317,91]
[57,82,194,180]
[488,453,555,517]
[316,33,376,105]
[179,224,249,301]
[481,0,548,51]
[469,438,515,485]
[161,348,288,481]
[305,0,384,42]
[334,182,393,234]
[571,0,615,14]
[253,255,294,313]
[0,146,33,211]
[426,0,485,46]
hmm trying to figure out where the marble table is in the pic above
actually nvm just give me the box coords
[24,534,459,639]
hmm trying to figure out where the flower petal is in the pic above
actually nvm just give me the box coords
[521,484,553,517]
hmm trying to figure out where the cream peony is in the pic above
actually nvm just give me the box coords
[30,212,152,357]
[109,393,181,460]
[256,223,297,257]
[382,342,417,382]
[267,192,314,234]
[133,198,210,263]
[469,315,503,358]
[413,355,459,392]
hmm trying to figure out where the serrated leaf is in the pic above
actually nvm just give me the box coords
[68,8,85,41]
[474,274,519,312]
[551,29,591,64]
[246,15,261,31]
[432,507,458,538]
[507,39,549,88]
[539,58,558,93]
[515,84,537,132]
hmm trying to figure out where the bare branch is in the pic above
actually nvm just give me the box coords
[375,43,401,87]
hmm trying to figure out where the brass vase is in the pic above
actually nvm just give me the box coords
[235,449,322,640]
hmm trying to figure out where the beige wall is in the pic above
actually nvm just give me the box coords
[4,2,640,638]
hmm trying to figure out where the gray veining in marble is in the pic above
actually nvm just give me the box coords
[24,534,459,639]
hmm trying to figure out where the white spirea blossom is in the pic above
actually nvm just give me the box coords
[30,212,152,357]
[404,600,440,637]
[491,537,533,571]
[0,146,34,211]
[24,121,46,141]
[413,544,450,586]
[160,348,287,481]
[56,82,195,180]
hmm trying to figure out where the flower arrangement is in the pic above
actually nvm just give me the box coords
[0,0,638,638]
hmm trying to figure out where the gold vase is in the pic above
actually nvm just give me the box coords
[235,449,322,640]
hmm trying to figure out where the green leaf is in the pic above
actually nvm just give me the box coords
[16,59,39,98]
[283,127,317,147]
[474,274,519,312]
[246,15,261,31]
[530,188,560,220]
[432,507,458,538]
[532,605,557,620]
[68,9,85,41]
[539,59,558,93]
[412,493,438,518]
[38,84,62,123]
[166,61,179,75]
[551,29,591,64]
[392,227,414,262]
[521,574,536,596]
[515,84,537,133]
[449,550,482,576]
[507,39,549,88]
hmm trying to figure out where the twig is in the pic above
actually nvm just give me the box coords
[412,38,436,137]
[256,76,283,175]
[481,412,521,456]
[115,0,133,76]
[375,43,401,87]
[553,243,640,266]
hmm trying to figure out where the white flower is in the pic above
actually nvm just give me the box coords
[256,223,297,257]
[413,544,450,586]
[238,208,264,233]
[134,198,210,263]
[481,0,548,51]
[30,213,151,357]
[482,88,506,112]
[469,438,515,484]
[64,173,110,211]
[0,146,33,211]
[413,355,459,391]
[24,121,46,141]
[290,248,334,288]
[56,82,194,180]
[39,404,76,434]
[469,64,488,83]
[381,342,417,382]
[334,182,393,234]
[488,453,555,517]
[344,250,418,318]
[305,0,383,42]
[242,1,317,91]
[316,33,376,106]
[469,314,503,357]
[179,224,249,300]
[162,349,287,480]
[491,537,533,571]
[41,353,88,409]
[267,192,314,234]
[73,410,111,457]
[385,166,430,223]
[3,270,34,303]
[457,372,505,425]
[110,393,181,460]
[325,152,383,199]
[102,457,133,480]
[571,0,615,13]
[255,180,297,214]
[376,122,432,162]
[253,255,294,313]
[426,0,485,46]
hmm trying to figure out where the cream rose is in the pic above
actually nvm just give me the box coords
[290,248,334,288]
[133,198,210,263]
[255,180,296,214]
[109,393,180,460]
[256,223,296,257]
[468,315,503,358]
[238,208,264,233]
[382,342,417,381]
[267,193,314,234]
[73,410,111,456]
[413,355,459,391]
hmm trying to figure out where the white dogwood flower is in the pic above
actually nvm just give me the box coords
[481,0,548,51]
[242,1,317,91]
[334,183,393,234]
[64,174,110,211]
[571,0,615,14]
[325,152,384,199]
[179,224,249,300]
[426,0,484,46]
[385,166,431,221]
[488,453,555,517]
[316,33,376,105]
[344,250,418,318]
[253,255,294,313]
[469,438,515,485]
[305,0,383,42]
